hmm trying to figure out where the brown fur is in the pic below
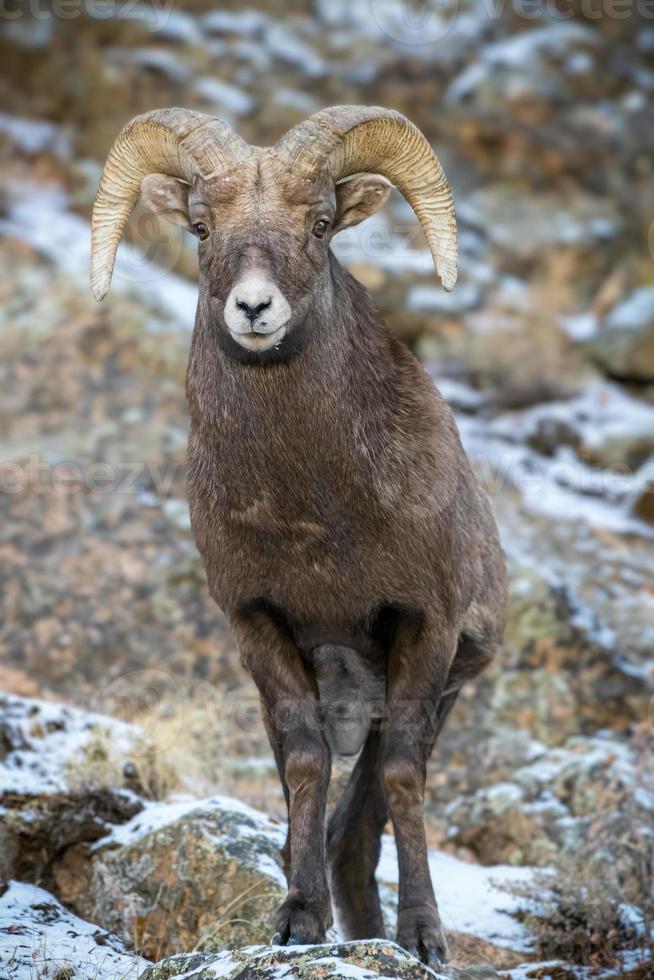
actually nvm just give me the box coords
[146,153,508,966]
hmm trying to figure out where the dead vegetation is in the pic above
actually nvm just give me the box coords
[507,729,654,972]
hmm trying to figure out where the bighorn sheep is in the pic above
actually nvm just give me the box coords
[91,106,507,968]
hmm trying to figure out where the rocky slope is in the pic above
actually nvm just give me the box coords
[0,693,648,978]
[0,695,533,978]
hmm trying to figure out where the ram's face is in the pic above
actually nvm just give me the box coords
[141,156,391,361]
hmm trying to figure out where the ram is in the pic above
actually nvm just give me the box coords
[92,105,507,968]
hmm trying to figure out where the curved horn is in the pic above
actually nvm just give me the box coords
[273,106,457,291]
[91,108,251,301]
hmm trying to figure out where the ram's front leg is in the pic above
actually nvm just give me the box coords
[381,615,458,969]
[231,608,332,945]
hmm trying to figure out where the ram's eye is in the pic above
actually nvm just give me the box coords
[193,222,209,241]
[312,219,331,239]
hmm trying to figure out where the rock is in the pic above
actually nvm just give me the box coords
[495,555,650,738]
[0,694,152,889]
[632,482,654,525]
[140,940,456,980]
[0,880,149,979]
[3,786,142,892]
[70,796,287,960]
[457,185,621,262]
[489,669,579,749]
[466,376,654,472]
[444,782,557,867]
[445,733,649,868]
[526,417,581,458]
[444,23,600,116]
[590,287,654,381]
[0,112,71,158]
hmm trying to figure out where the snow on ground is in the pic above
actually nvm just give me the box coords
[0,114,71,157]
[0,881,148,979]
[377,835,535,952]
[192,77,255,116]
[602,286,654,333]
[445,376,654,539]
[0,183,197,331]
[92,800,535,954]
[0,694,139,798]
[94,793,285,851]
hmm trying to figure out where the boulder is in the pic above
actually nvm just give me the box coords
[68,796,287,961]
[497,559,649,738]
[0,694,152,890]
[0,879,148,979]
[632,482,654,525]
[140,939,469,980]
[444,22,600,119]
[589,287,654,381]
[456,185,621,263]
[445,733,649,868]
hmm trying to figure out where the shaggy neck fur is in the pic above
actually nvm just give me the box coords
[186,255,400,450]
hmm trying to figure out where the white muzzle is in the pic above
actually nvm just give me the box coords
[224,274,292,352]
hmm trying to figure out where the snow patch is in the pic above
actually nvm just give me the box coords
[377,836,536,951]
[95,794,285,853]
[453,379,654,540]
[603,286,654,333]
[0,182,197,330]
[193,77,255,116]
[0,881,148,979]
[0,693,138,798]
[0,114,71,157]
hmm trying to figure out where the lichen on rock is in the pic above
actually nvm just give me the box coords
[71,795,287,960]
[139,940,452,980]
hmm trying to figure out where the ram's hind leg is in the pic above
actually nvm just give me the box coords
[433,631,498,740]
[327,730,388,940]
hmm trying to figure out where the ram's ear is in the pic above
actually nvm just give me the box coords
[140,173,192,231]
[332,173,392,233]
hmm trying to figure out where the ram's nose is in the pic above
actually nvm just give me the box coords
[224,275,292,351]
[236,296,272,325]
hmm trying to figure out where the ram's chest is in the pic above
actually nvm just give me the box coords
[185,402,438,623]
[210,506,369,623]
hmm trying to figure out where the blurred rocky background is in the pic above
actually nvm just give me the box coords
[1,1,653,978]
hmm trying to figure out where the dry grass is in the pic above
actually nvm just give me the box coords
[106,679,282,812]
[64,726,178,802]
[507,729,654,971]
